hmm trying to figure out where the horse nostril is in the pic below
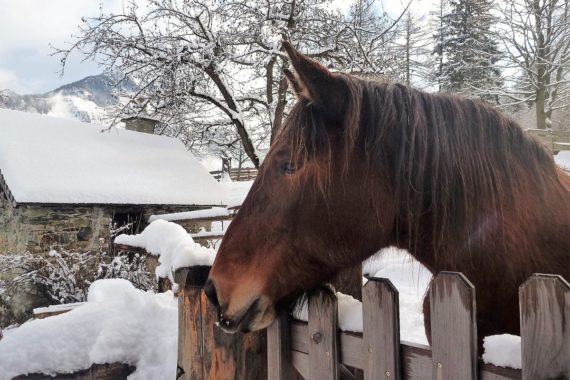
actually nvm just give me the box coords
[204,280,219,308]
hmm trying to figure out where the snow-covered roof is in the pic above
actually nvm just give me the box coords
[0,109,227,206]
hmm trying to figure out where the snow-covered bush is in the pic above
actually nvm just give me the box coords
[0,246,155,328]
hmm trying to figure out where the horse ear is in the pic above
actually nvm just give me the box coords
[282,41,345,114]
[282,68,305,97]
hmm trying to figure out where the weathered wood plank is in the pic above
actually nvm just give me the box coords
[429,272,477,380]
[201,291,267,380]
[191,233,226,241]
[362,277,400,380]
[308,288,339,380]
[267,313,294,380]
[292,350,310,379]
[519,274,570,380]
[174,266,210,380]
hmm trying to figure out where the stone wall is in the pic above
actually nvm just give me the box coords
[0,196,112,255]
[0,192,207,255]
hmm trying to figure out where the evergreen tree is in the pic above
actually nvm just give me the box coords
[434,0,502,101]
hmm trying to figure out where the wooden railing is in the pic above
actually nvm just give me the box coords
[210,167,258,182]
[526,128,570,153]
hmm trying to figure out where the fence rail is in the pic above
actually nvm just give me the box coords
[210,167,258,182]
[526,128,570,153]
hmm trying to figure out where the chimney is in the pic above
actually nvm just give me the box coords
[121,116,159,134]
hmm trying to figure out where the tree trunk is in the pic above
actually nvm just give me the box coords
[271,76,289,144]
[536,82,547,130]
[205,66,261,168]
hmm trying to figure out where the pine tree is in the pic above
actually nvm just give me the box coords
[434,0,502,101]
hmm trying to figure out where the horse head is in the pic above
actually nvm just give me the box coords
[205,43,395,333]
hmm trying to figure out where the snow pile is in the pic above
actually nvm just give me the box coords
[0,279,178,380]
[115,220,215,280]
[149,207,231,223]
[482,334,521,369]
[0,109,227,205]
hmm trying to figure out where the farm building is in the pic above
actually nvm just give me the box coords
[0,109,227,255]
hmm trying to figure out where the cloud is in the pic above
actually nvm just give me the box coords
[0,68,44,94]
[0,0,124,93]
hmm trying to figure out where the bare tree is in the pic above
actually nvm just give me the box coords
[396,11,432,88]
[338,0,411,79]
[55,0,415,166]
[495,0,570,129]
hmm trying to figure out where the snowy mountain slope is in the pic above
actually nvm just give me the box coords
[0,74,136,124]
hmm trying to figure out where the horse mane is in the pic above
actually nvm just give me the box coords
[276,76,564,260]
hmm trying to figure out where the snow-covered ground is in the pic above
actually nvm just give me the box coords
[0,280,178,380]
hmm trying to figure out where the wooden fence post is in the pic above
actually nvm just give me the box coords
[362,277,401,380]
[201,289,267,380]
[519,274,570,380]
[308,288,339,380]
[430,272,477,380]
[174,266,211,380]
[267,313,294,380]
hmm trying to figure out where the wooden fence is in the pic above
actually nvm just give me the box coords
[526,128,570,153]
[171,266,569,380]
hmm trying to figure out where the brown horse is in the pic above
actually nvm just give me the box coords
[206,42,570,348]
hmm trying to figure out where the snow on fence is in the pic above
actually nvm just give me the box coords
[172,265,569,380]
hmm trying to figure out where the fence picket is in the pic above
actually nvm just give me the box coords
[363,277,401,380]
[267,313,294,380]
[308,288,339,380]
[519,274,570,380]
[430,272,477,380]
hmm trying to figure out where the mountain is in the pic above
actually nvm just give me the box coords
[0,74,136,124]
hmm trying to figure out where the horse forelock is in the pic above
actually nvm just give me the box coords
[275,75,565,261]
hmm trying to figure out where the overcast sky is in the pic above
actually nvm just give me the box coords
[0,0,430,95]
[0,0,125,94]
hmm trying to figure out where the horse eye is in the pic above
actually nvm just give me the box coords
[280,161,298,175]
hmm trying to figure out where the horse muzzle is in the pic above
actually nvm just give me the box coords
[204,279,274,333]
